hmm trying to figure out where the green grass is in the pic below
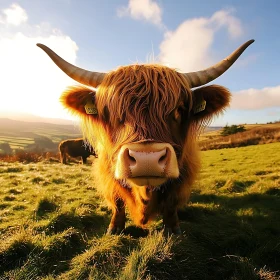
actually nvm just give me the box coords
[0,143,279,279]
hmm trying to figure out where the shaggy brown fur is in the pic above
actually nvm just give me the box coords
[60,64,231,233]
[59,138,97,164]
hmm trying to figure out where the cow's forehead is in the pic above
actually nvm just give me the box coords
[96,64,191,109]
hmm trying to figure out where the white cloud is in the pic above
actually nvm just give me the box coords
[231,85,280,110]
[210,9,243,39]
[159,9,244,72]
[117,0,163,27]
[0,4,28,26]
[159,18,214,71]
[0,4,79,119]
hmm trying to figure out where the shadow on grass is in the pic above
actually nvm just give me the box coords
[165,191,280,279]
[0,228,85,277]
[46,211,107,234]
[0,211,108,276]
[35,198,58,217]
[0,239,35,274]
[123,225,149,238]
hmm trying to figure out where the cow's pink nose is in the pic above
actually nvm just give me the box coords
[124,148,168,177]
[115,142,179,186]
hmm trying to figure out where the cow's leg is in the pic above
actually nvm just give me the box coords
[162,194,181,235]
[82,156,87,164]
[107,199,126,235]
[61,152,67,164]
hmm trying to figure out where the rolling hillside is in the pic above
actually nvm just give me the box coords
[0,118,82,151]
[199,122,280,150]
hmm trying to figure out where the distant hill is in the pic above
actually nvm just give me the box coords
[0,118,81,137]
[0,118,82,152]
[203,126,223,133]
[0,112,74,125]
[199,122,280,150]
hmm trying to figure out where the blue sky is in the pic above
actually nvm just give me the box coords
[0,0,279,125]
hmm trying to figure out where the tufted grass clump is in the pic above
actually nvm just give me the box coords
[35,196,59,217]
[0,228,36,273]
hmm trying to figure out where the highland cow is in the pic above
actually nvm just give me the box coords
[37,39,254,234]
[59,138,97,164]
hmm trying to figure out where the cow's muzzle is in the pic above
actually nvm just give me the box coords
[115,142,179,187]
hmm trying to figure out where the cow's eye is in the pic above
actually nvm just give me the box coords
[173,106,185,122]
[174,109,180,120]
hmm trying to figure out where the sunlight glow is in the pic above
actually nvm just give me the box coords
[0,34,78,119]
[0,4,79,120]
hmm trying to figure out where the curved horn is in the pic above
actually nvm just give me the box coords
[36,43,106,88]
[182,39,255,88]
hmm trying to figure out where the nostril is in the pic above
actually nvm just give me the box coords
[128,154,136,164]
[158,149,167,165]
[159,154,166,163]
[128,150,136,166]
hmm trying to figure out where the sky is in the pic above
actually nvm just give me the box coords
[0,0,279,126]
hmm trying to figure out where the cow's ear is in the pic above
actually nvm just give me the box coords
[60,86,98,117]
[192,85,231,123]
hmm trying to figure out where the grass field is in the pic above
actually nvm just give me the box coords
[0,142,279,279]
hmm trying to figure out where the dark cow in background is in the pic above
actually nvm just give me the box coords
[38,39,254,234]
[59,138,97,164]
